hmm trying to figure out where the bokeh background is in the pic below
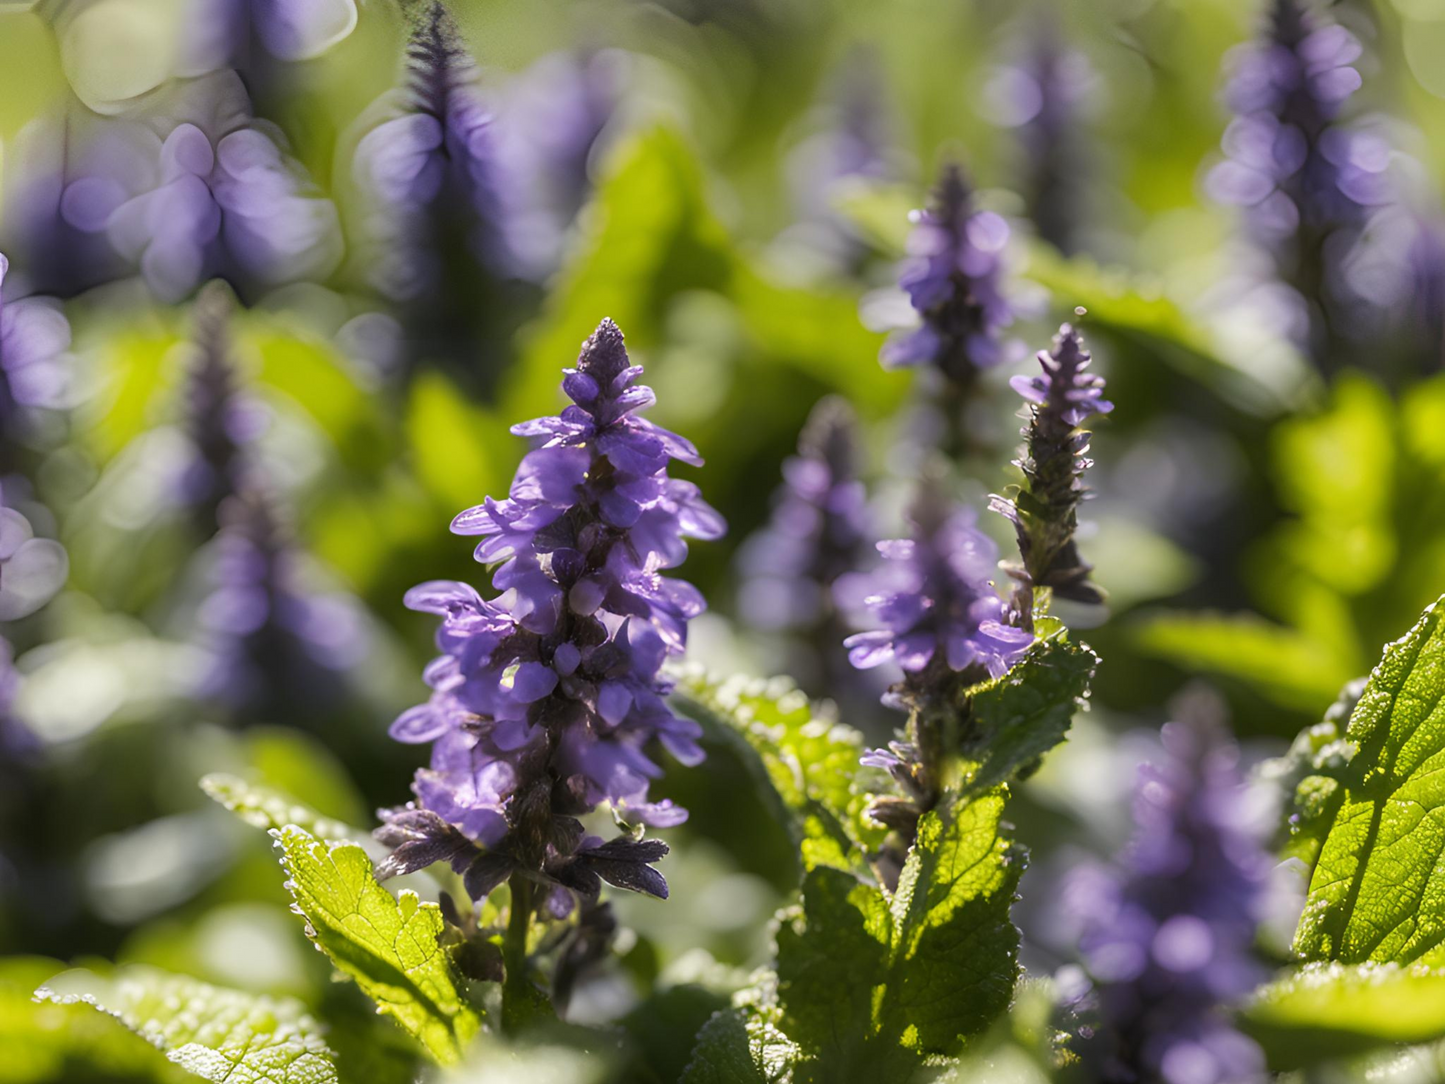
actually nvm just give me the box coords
[3,0,1445,1078]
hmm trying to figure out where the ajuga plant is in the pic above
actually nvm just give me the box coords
[844,474,1035,884]
[1209,0,1386,372]
[197,486,365,724]
[883,163,1014,455]
[352,1,527,395]
[34,316,1109,1080]
[736,395,872,698]
[1062,688,1271,1084]
[497,50,619,278]
[379,318,724,1023]
[77,71,342,304]
[991,315,1112,627]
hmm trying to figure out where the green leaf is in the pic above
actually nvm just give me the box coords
[272,825,482,1064]
[1294,594,1445,965]
[1259,679,1363,869]
[671,671,881,873]
[774,791,1023,1077]
[680,1008,800,1084]
[1,956,187,1084]
[1135,609,1358,713]
[1268,374,1396,598]
[35,965,338,1084]
[957,630,1097,800]
[1242,962,1445,1069]
[200,773,358,841]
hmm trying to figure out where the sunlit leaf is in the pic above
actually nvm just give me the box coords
[774,791,1023,1078]
[35,965,338,1084]
[1294,594,1445,964]
[1243,962,1445,1069]
[200,774,358,841]
[272,826,481,1065]
[672,671,881,874]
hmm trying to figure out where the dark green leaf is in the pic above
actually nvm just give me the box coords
[1294,594,1445,964]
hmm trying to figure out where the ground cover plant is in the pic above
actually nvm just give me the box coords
[7,0,1445,1081]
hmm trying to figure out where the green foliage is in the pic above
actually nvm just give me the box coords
[271,825,482,1065]
[773,791,1023,1079]
[956,629,1098,801]
[1293,594,1445,965]
[671,671,882,875]
[35,965,338,1084]
[1242,962,1445,1069]
[1140,371,1445,721]
[200,774,357,842]
[0,957,186,1084]
[1260,679,1363,869]
[1135,609,1357,714]
[680,1007,799,1084]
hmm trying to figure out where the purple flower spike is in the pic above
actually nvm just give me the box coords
[883,164,1014,391]
[383,318,723,911]
[197,488,366,720]
[496,50,620,277]
[1065,691,1271,1084]
[986,27,1096,256]
[737,396,870,638]
[845,486,1030,684]
[1208,0,1386,369]
[353,2,516,300]
[991,319,1111,616]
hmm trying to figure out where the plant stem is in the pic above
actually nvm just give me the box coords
[501,872,533,1033]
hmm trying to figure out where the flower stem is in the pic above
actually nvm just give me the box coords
[502,872,534,1033]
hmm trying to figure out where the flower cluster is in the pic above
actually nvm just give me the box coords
[77,72,342,303]
[381,319,724,911]
[1064,698,1270,1084]
[0,252,73,440]
[737,397,873,699]
[990,319,1112,619]
[882,165,1013,389]
[844,485,1030,685]
[353,2,516,301]
[738,396,870,634]
[496,50,619,277]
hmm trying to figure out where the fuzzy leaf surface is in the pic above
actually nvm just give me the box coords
[774,790,1022,1078]
[958,630,1097,800]
[1294,594,1445,965]
[35,965,337,1084]
[672,671,879,872]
